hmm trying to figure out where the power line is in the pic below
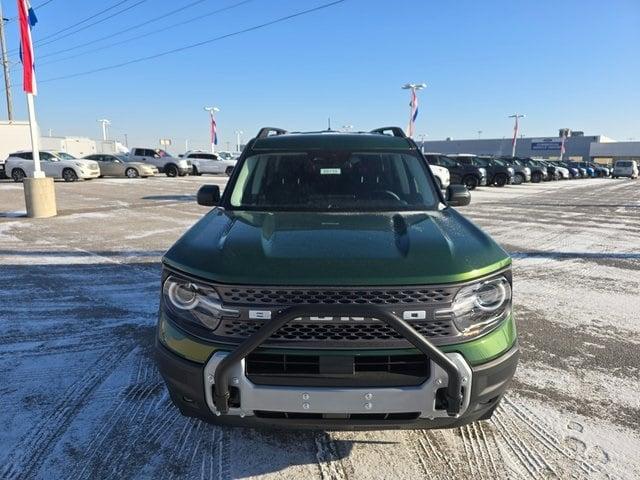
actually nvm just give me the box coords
[35,0,254,67]
[38,0,347,85]
[7,0,145,56]
[5,0,56,22]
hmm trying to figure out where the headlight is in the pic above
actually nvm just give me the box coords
[163,275,238,330]
[525,167,531,174]
[507,167,514,174]
[442,276,511,334]
[478,168,486,176]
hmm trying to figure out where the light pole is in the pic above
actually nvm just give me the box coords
[402,83,426,138]
[234,130,243,152]
[204,106,219,154]
[97,119,111,141]
[508,114,525,157]
[417,133,428,153]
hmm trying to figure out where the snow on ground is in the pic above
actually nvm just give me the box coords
[0,176,638,479]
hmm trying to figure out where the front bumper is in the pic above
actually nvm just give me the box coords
[156,338,518,430]
[156,304,519,430]
[79,170,101,179]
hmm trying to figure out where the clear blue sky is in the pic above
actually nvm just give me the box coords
[2,0,639,151]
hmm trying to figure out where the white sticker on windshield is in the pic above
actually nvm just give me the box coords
[320,168,341,175]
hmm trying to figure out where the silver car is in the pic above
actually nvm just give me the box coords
[84,154,158,178]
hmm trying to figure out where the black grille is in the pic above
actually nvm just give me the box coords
[216,286,454,306]
[219,318,453,343]
[246,353,429,387]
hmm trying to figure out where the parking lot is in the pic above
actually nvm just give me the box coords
[1,176,639,479]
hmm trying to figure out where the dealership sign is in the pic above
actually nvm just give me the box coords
[531,138,562,151]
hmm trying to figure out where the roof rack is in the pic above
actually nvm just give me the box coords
[256,127,288,139]
[370,127,407,138]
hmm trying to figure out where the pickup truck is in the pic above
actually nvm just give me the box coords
[128,148,192,177]
[155,126,518,430]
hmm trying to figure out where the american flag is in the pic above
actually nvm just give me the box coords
[17,0,38,95]
[407,88,419,138]
[210,112,218,145]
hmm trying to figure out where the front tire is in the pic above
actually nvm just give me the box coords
[125,167,139,178]
[165,164,178,177]
[513,173,524,185]
[494,173,507,187]
[62,168,78,182]
[462,175,478,190]
[11,168,26,183]
[191,166,200,176]
[531,172,542,183]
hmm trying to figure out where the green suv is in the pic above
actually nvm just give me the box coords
[156,127,518,429]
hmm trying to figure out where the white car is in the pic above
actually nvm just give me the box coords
[429,163,450,190]
[182,150,237,176]
[5,150,100,182]
[612,160,639,179]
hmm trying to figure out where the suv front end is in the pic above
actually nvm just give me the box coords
[155,127,518,429]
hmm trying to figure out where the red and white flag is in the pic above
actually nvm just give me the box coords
[17,0,38,95]
[511,115,519,148]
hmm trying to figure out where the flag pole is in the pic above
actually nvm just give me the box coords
[26,92,43,177]
[19,0,55,217]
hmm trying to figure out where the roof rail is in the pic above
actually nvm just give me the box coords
[256,127,288,139]
[370,127,407,138]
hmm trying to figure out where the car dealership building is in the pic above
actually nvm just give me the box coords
[420,129,640,165]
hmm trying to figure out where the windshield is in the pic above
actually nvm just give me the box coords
[55,151,77,160]
[228,151,440,212]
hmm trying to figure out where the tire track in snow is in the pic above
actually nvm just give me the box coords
[500,397,602,476]
[314,431,348,480]
[0,344,132,480]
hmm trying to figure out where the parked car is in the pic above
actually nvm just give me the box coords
[451,154,514,187]
[576,161,609,178]
[424,153,487,190]
[496,157,531,184]
[541,161,570,180]
[511,158,548,183]
[612,159,639,179]
[587,163,610,177]
[182,151,236,176]
[553,161,580,178]
[128,148,192,177]
[83,154,158,178]
[566,162,589,178]
[5,150,100,182]
[428,163,450,190]
[156,126,518,429]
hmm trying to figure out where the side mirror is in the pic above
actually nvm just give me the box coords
[197,185,221,206]
[446,184,471,207]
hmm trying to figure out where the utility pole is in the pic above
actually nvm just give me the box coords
[97,119,111,141]
[0,1,14,121]
[508,114,525,157]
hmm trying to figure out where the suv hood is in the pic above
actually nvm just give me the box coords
[164,209,510,286]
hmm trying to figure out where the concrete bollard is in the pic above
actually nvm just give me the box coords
[23,177,57,218]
